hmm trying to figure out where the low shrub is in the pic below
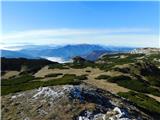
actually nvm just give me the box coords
[118,91,160,116]
[69,61,95,69]
[95,75,110,80]
[85,70,91,73]
[48,64,69,69]
[107,75,160,96]
[1,75,35,86]
[146,76,160,87]
[45,73,63,77]
[76,75,88,80]
[1,74,81,95]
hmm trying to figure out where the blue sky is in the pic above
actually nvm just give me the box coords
[1,1,160,49]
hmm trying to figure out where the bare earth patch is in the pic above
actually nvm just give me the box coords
[147,94,160,103]
[2,71,20,79]
[85,80,129,94]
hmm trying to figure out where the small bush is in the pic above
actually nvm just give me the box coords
[146,76,160,87]
[45,73,63,77]
[76,75,88,80]
[69,61,95,69]
[107,75,131,82]
[95,75,110,80]
[48,64,69,69]
[85,70,91,73]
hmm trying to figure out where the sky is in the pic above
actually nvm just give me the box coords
[1,1,160,49]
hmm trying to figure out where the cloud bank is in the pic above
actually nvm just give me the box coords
[1,28,159,49]
[42,56,72,63]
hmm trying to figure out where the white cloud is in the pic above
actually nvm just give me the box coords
[1,28,159,48]
[42,56,71,63]
[2,28,152,39]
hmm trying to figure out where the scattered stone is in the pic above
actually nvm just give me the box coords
[2,85,151,120]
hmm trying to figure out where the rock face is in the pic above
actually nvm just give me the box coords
[72,56,93,65]
[1,85,151,120]
[130,48,160,55]
[77,107,131,120]
[73,56,87,64]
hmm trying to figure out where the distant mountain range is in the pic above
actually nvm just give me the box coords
[1,44,134,62]
[1,50,33,59]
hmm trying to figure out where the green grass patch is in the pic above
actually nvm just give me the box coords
[100,53,144,63]
[118,91,160,116]
[96,53,145,71]
[147,54,160,60]
[43,74,81,86]
[107,75,160,96]
[1,75,35,86]
[95,63,114,71]
[146,76,160,87]
[1,74,81,95]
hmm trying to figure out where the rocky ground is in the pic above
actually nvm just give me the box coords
[1,84,151,120]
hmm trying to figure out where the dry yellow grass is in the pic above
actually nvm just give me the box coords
[34,65,160,102]
[147,94,160,103]
[34,66,105,78]
[34,66,129,94]
[85,80,129,94]
[2,71,20,79]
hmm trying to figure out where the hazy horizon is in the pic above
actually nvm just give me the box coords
[1,43,139,51]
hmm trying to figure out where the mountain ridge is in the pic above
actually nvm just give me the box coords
[1,44,135,62]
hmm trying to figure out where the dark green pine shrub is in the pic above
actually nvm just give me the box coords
[107,75,160,96]
[48,64,69,69]
[85,70,91,73]
[45,73,63,77]
[118,91,160,116]
[76,75,88,80]
[95,75,110,80]
[1,74,81,95]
